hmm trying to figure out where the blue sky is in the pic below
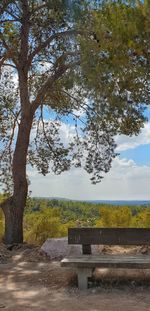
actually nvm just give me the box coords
[119,109,150,166]
[121,144,150,166]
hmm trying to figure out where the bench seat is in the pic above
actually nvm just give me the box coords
[61,254,150,289]
[61,254,150,269]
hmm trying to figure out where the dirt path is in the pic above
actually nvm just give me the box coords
[1,247,150,311]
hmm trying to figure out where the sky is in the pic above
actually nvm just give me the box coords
[28,109,150,201]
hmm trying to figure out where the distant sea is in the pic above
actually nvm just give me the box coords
[87,200,150,206]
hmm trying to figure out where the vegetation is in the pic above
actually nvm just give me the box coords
[1,196,150,245]
[24,208,71,244]
[21,200,150,244]
[0,1,150,244]
[96,206,132,228]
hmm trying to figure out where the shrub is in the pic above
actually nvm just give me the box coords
[24,208,74,244]
[131,210,150,228]
[96,206,132,228]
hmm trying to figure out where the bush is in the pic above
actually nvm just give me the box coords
[96,206,132,228]
[131,210,150,228]
[24,208,74,244]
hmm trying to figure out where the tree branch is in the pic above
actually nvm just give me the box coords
[0,33,19,67]
[28,29,82,65]
[31,61,80,112]
[0,51,10,71]
[7,117,17,165]
[0,19,19,23]
[18,0,31,113]
[1,63,17,69]
[30,3,47,15]
[40,106,55,154]
[9,108,21,127]
[5,9,20,21]
[19,0,30,67]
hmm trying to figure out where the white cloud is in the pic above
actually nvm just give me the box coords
[28,157,150,200]
[109,157,150,180]
[59,122,75,146]
[116,122,150,151]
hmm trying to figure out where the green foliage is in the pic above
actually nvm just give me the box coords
[131,210,150,228]
[23,198,150,245]
[96,206,132,227]
[24,207,75,244]
[25,198,101,225]
[1,195,150,245]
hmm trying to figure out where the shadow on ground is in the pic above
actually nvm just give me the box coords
[1,247,150,310]
[1,261,150,310]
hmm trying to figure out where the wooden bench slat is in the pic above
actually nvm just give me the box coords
[61,255,150,269]
[68,228,150,245]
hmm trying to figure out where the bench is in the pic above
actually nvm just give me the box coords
[61,228,150,290]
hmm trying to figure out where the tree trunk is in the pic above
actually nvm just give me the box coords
[2,198,24,244]
[0,0,33,244]
[2,113,33,244]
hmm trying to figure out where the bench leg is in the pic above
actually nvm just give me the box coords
[77,268,92,290]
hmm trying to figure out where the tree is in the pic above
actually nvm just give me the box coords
[0,0,149,244]
[96,206,132,228]
[131,209,150,228]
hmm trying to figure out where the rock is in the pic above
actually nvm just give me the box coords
[41,238,103,259]
[41,238,79,259]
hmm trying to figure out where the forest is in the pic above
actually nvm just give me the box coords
[0,194,150,245]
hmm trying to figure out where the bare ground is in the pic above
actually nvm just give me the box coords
[1,244,150,311]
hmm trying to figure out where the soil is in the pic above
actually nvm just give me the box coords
[1,243,150,311]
